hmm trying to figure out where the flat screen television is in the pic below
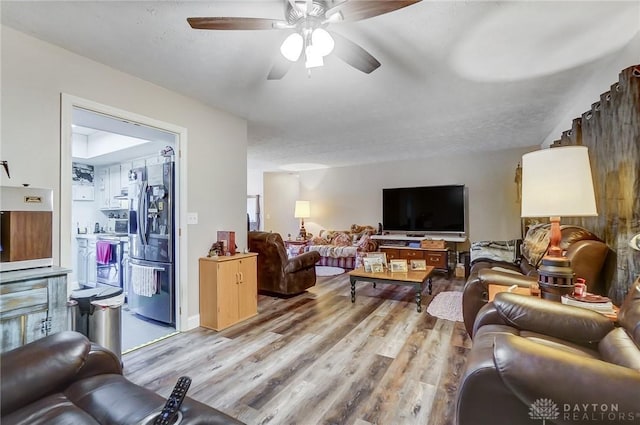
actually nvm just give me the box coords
[382,185,466,234]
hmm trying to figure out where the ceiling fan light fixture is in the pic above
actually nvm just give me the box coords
[280,32,304,62]
[311,28,335,56]
[305,44,324,68]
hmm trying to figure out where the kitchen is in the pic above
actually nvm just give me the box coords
[71,107,178,352]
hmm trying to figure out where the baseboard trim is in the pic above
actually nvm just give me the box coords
[186,314,200,330]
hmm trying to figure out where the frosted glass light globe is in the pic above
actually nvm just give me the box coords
[311,28,334,57]
[280,33,303,62]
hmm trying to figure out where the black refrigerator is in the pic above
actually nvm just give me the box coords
[128,160,175,325]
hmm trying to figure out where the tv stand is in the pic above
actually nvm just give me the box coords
[372,233,467,243]
[371,234,462,275]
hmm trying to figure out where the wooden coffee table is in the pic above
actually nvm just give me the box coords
[348,266,434,312]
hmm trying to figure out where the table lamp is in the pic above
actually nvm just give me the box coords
[521,146,598,299]
[294,200,311,240]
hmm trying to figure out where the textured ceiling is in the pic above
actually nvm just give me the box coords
[2,1,639,172]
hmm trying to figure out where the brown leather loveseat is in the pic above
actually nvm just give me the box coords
[463,225,609,336]
[456,280,640,425]
[1,331,243,425]
[248,231,321,296]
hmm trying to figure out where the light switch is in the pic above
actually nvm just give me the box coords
[187,212,198,225]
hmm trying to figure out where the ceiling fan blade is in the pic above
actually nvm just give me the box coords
[330,31,381,74]
[326,0,421,22]
[187,17,288,30]
[267,55,294,80]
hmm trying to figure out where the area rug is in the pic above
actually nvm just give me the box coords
[315,266,345,277]
[426,291,463,322]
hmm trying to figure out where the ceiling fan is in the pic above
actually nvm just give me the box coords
[187,0,421,79]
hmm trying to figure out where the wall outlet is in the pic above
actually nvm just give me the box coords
[187,212,198,225]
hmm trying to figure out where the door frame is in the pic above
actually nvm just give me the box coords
[60,94,189,332]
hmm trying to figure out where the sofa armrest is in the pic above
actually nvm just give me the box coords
[478,269,537,288]
[462,269,537,337]
[285,251,320,274]
[474,292,614,346]
[74,342,123,381]
[0,331,93,416]
[493,333,640,414]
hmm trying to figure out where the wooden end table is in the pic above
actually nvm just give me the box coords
[348,266,434,312]
[487,283,619,321]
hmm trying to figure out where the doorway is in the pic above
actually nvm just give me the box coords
[60,95,188,353]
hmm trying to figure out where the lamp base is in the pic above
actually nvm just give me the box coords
[298,227,307,240]
[537,255,575,301]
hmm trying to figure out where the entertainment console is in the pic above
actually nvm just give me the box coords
[371,234,467,274]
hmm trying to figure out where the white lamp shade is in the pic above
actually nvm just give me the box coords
[521,146,597,218]
[312,28,335,57]
[294,200,311,218]
[280,33,303,62]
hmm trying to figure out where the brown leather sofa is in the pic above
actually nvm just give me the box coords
[248,231,321,296]
[456,279,640,425]
[463,225,609,337]
[1,331,243,425]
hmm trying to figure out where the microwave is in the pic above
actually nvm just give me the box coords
[108,218,128,234]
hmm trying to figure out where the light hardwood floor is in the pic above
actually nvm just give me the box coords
[123,272,471,425]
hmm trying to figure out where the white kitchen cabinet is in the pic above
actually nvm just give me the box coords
[120,162,132,190]
[77,237,97,287]
[72,185,95,201]
[87,239,97,286]
[96,168,110,209]
[97,165,128,210]
[77,238,88,285]
[108,164,125,209]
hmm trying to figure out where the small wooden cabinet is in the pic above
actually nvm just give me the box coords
[0,267,70,353]
[199,253,258,331]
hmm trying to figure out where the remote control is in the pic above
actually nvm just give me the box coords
[154,376,191,425]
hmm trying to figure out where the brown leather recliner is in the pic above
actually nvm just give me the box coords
[456,279,640,425]
[463,225,609,337]
[1,331,243,425]
[248,231,321,296]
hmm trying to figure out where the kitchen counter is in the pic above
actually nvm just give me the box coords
[0,266,71,285]
[77,233,128,240]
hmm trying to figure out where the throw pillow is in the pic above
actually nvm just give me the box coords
[356,235,377,252]
[310,236,329,245]
[332,232,352,246]
[521,224,550,267]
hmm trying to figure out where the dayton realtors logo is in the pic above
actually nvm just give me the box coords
[529,398,639,423]
[529,399,559,424]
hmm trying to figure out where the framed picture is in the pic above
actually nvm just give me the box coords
[366,252,387,267]
[363,256,384,273]
[410,259,427,270]
[390,259,408,273]
[371,262,384,273]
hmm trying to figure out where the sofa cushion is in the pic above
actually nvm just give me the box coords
[1,393,100,425]
[0,331,95,416]
[599,328,640,372]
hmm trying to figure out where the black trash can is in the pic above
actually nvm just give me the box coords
[70,287,124,359]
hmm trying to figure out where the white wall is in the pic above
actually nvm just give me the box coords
[1,26,248,324]
[263,172,301,238]
[264,146,535,243]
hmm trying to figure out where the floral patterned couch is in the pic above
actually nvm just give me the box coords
[303,224,378,270]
